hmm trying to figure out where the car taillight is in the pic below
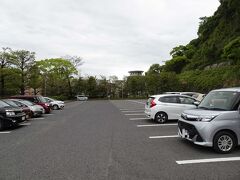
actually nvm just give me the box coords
[45,103,49,107]
[150,100,156,108]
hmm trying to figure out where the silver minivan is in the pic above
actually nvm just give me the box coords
[178,87,240,153]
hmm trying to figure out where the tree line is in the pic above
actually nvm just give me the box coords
[0,47,134,100]
[0,47,84,99]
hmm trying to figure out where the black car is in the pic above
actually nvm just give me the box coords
[0,100,26,130]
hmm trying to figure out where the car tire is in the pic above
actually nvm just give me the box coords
[30,111,34,118]
[154,112,168,124]
[0,118,5,130]
[213,131,236,154]
[53,105,59,110]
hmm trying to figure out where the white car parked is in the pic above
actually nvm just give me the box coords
[76,95,88,101]
[145,94,199,123]
[44,97,65,110]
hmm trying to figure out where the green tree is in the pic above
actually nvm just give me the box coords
[146,64,162,75]
[87,76,97,97]
[145,64,162,95]
[37,58,78,98]
[126,76,146,97]
[62,55,83,67]
[12,50,35,95]
[158,72,180,93]
[108,75,118,98]
[96,76,108,98]
[0,47,15,96]
[164,56,189,74]
[28,63,42,95]
[223,37,240,63]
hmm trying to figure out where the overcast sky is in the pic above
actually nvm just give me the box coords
[0,0,220,79]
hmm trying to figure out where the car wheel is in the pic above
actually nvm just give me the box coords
[154,112,168,124]
[30,111,34,118]
[213,131,236,154]
[53,105,58,110]
[0,119,5,130]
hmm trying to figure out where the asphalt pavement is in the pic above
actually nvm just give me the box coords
[0,100,240,180]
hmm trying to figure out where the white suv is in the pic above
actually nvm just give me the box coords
[44,97,65,110]
[145,94,198,123]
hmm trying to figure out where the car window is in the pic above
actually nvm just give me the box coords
[19,100,35,106]
[49,98,56,101]
[159,96,179,103]
[179,97,195,104]
[38,96,47,103]
[45,98,52,102]
[13,101,24,107]
[2,100,19,107]
[199,91,240,111]
[24,97,35,102]
[0,100,11,108]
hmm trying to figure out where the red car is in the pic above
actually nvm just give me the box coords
[11,95,52,114]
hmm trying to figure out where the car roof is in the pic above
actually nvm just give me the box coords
[212,87,240,92]
[150,94,196,99]
[164,92,180,94]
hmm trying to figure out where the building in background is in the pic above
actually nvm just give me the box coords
[128,70,144,76]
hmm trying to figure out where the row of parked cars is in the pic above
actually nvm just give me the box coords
[145,87,240,154]
[0,95,65,130]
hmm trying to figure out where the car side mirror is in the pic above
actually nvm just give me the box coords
[194,101,200,106]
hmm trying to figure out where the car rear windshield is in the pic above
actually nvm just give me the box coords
[198,91,240,111]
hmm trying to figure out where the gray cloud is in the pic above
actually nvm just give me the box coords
[0,0,220,79]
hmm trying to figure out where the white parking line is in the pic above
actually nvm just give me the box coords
[122,111,144,113]
[137,124,177,127]
[20,122,31,126]
[176,157,240,165]
[45,114,54,116]
[33,117,45,120]
[0,131,11,134]
[127,100,145,105]
[125,113,145,116]
[129,117,150,121]
[149,135,179,139]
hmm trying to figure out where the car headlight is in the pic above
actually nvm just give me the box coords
[6,111,15,117]
[196,115,217,122]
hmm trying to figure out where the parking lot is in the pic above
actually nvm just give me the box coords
[0,100,240,180]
